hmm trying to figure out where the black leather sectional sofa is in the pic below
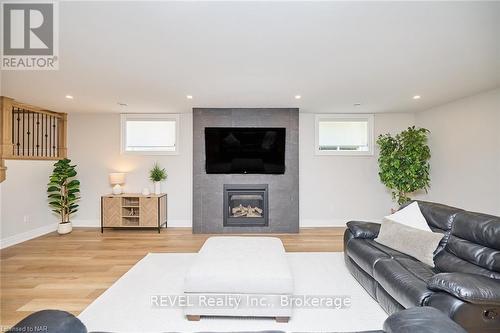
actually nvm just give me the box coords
[344,200,500,333]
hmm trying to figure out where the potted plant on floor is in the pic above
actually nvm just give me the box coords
[47,158,81,234]
[377,126,431,207]
[150,163,167,195]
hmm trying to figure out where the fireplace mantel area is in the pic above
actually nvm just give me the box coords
[192,108,299,234]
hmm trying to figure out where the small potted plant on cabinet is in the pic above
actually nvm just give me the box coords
[150,163,167,195]
[47,158,81,234]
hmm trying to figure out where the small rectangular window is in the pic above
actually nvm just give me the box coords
[315,114,374,155]
[121,114,179,155]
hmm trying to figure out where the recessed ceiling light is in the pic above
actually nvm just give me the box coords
[117,102,128,107]
[353,103,362,107]
[65,95,74,99]
[294,95,301,100]
[413,95,421,100]
[186,95,193,99]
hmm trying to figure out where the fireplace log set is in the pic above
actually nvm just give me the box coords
[231,204,263,218]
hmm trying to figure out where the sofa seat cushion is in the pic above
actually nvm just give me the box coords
[368,240,414,260]
[373,258,435,308]
[428,272,500,305]
[346,238,414,276]
[395,257,436,281]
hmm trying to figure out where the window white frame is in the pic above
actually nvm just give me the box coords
[314,114,374,156]
[120,113,180,155]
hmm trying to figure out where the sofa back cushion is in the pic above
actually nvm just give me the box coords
[453,211,500,250]
[402,201,463,253]
[435,210,500,279]
[415,201,463,232]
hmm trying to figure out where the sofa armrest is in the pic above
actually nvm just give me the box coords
[383,307,467,333]
[7,310,87,333]
[427,273,500,305]
[346,221,381,239]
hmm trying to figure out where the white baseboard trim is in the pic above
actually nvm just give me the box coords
[167,219,192,227]
[300,219,346,227]
[71,219,193,228]
[299,218,381,227]
[73,219,380,229]
[71,219,100,227]
[0,224,57,249]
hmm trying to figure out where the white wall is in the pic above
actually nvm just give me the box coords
[414,88,500,215]
[68,112,193,227]
[299,113,415,226]
[66,111,414,229]
[0,160,57,248]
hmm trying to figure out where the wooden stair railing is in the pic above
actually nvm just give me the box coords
[0,96,67,182]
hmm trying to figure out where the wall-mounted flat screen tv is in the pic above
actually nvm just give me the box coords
[205,127,286,174]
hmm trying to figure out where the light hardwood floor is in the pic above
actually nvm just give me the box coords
[0,227,345,327]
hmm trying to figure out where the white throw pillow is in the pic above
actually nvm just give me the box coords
[385,202,432,232]
[375,218,443,267]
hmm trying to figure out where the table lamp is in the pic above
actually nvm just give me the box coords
[109,173,126,195]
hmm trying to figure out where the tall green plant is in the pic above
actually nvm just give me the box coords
[377,126,431,205]
[47,158,80,223]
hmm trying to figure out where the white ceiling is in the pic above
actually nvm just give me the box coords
[2,1,500,114]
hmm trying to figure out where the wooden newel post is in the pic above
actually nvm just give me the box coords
[1,96,14,159]
[58,113,68,158]
[0,96,14,182]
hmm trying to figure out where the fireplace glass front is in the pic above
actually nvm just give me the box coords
[223,184,268,227]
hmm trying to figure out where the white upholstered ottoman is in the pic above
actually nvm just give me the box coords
[183,236,294,322]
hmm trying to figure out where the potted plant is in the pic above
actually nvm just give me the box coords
[47,158,81,234]
[150,163,167,195]
[377,126,431,206]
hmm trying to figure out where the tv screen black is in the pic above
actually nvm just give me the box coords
[205,127,286,174]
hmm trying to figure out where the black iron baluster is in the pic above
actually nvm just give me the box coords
[16,109,20,156]
[44,113,48,156]
[22,109,25,156]
[49,116,52,157]
[36,112,40,156]
[41,113,45,156]
[53,116,57,157]
[11,107,15,155]
[55,117,59,157]
[31,111,34,156]
[26,111,30,156]
[40,113,43,156]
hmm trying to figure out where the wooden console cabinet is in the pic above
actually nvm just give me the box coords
[101,194,167,233]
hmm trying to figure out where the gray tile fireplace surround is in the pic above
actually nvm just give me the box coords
[193,108,299,233]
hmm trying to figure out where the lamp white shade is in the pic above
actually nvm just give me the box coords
[109,172,126,185]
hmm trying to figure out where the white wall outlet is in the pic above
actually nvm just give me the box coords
[23,215,31,223]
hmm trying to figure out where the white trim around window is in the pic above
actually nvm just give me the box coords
[314,114,374,156]
[120,113,180,155]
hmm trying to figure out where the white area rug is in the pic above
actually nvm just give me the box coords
[78,253,387,332]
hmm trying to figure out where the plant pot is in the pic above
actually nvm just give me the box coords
[154,182,161,195]
[58,222,72,235]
